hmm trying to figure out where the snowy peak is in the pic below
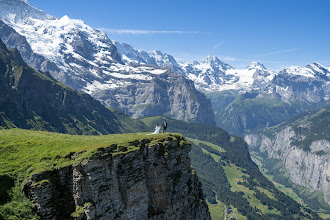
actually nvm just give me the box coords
[202,55,220,63]
[0,0,123,90]
[151,50,179,66]
[0,0,55,23]
[247,62,267,70]
[182,55,233,74]
[58,15,75,26]
[113,41,184,74]
[281,66,314,77]
[113,41,157,65]
[201,55,233,71]
[280,63,330,79]
[306,62,330,75]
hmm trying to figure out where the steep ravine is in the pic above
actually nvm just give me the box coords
[22,134,211,220]
[245,127,330,210]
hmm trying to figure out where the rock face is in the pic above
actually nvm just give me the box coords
[23,136,211,220]
[92,71,215,125]
[245,106,330,208]
[246,128,330,206]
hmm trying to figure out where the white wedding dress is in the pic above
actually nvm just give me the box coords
[147,125,161,135]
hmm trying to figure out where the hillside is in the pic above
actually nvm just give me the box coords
[209,91,324,136]
[0,39,147,134]
[0,129,210,219]
[142,116,320,219]
[245,103,330,217]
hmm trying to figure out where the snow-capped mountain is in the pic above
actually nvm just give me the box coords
[212,62,330,136]
[114,41,184,74]
[0,0,215,125]
[114,41,330,137]
[114,41,277,93]
[280,62,330,79]
[181,57,275,92]
[271,62,330,102]
[0,0,122,89]
[0,0,55,22]
[114,40,330,102]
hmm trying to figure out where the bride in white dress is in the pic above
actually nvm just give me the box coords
[147,123,161,135]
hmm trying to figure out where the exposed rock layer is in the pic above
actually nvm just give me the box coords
[93,72,215,125]
[24,136,211,220]
[245,127,330,207]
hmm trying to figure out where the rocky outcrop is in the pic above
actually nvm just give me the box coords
[245,126,330,207]
[92,71,216,125]
[23,136,211,220]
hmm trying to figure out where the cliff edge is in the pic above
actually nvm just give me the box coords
[2,131,211,220]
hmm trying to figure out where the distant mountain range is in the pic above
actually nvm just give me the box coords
[115,40,330,136]
[1,0,329,134]
[0,0,328,218]
[114,41,276,93]
[115,40,330,97]
[0,0,215,125]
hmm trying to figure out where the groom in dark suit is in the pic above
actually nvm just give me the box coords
[162,120,167,133]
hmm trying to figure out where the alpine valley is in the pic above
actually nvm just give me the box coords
[0,0,329,219]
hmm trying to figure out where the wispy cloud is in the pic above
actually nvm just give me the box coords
[260,48,298,57]
[222,56,236,61]
[218,56,253,63]
[212,41,224,50]
[98,28,200,35]
[268,61,283,64]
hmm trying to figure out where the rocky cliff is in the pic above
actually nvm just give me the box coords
[23,134,211,220]
[245,105,330,211]
[246,128,330,207]
[92,71,215,125]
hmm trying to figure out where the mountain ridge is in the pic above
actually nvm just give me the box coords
[114,40,329,97]
[0,38,146,134]
[0,0,215,125]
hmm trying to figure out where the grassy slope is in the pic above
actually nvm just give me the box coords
[186,138,225,162]
[0,129,179,219]
[142,116,320,219]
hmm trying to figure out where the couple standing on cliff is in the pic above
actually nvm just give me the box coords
[149,120,167,135]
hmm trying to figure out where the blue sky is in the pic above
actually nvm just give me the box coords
[29,0,330,70]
